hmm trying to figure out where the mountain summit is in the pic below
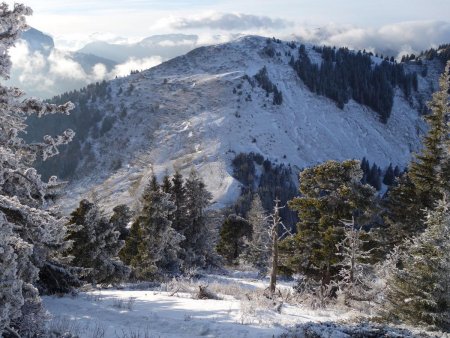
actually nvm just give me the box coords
[28,35,443,212]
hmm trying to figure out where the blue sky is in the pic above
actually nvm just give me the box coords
[6,0,450,54]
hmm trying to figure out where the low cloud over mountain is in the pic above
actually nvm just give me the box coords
[167,12,291,30]
[293,20,450,58]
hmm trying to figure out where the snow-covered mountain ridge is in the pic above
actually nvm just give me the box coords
[32,35,442,212]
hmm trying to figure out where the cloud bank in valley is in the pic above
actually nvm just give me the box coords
[8,40,162,98]
[292,20,450,59]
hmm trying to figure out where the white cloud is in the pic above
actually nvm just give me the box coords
[48,49,86,80]
[153,12,291,31]
[92,63,108,80]
[111,56,162,78]
[195,32,240,46]
[8,40,162,98]
[9,41,47,74]
[292,20,450,59]
[53,33,146,52]
[157,39,196,47]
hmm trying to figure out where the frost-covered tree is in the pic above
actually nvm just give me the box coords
[119,217,140,266]
[182,169,213,269]
[161,173,172,194]
[335,218,375,303]
[383,198,450,330]
[66,200,130,284]
[0,214,32,337]
[0,4,75,336]
[201,209,224,268]
[170,170,187,233]
[110,204,132,241]
[130,178,180,279]
[244,194,271,276]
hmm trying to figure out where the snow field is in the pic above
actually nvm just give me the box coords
[43,272,352,338]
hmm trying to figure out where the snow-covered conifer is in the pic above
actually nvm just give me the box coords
[110,204,132,241]
[161,173,172,194]
[66,200,130,284]
[0,4,75,336]
[244,194,271,276]
[131,178,179,279]
[382,198,450,330]
[182,169,213,269]
[170,170,187,233]
[335,218,375,303]
[120,219,140,266]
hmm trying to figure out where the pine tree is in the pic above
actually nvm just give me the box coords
[0,213,32,337]
[408,62,449,207]
[201,209,223,268]
[393,165,401,178]
[120,219,140,266]
[384,173,422,246]
[149,174,159,192]
[286,160,375,286]
[170,170,187,233]
[217,214,252,264]
[383,198,450,330]
[437,61,450,192]
[110,204,132,241]
[368,163,381,190]
[161,173,172,194]
[383,163,395,186]
[361,157,370,184]
[182,169,213,268]
[0,4,76,336]
[385,62,450,244]
[131,179,179,279]
[66,200,130,284]
[244,194,271,276]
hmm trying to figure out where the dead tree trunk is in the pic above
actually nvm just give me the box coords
[269,198,281,295]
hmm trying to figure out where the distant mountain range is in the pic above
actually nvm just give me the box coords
[78,34,199,63]
[21,27,55,54]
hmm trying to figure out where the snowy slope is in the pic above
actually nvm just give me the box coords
[58,36,431,212]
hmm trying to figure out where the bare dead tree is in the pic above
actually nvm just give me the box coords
[267,198,292,296]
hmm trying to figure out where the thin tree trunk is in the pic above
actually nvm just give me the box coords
[269,199,281,295]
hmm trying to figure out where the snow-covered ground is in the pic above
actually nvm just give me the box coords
[43,272,351,338]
